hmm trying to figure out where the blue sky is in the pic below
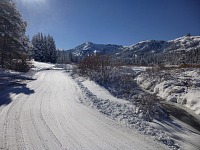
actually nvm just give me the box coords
[15,0,200,49]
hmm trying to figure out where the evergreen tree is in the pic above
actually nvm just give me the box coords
[0,0,30,71]
[48,36,57,63]
[32,33,42,61]
[31,33,57,63]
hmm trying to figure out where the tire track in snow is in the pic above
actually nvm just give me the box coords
[17,72,47,150]
[23,71,64,149]
[30,85,50,150]
[63,73,164,150]
[63,76,124,149]
[44,73,86,150]
[1,70,169,150]
[33,72,95,150]
[3,94,26,150]
[0,72,46,150]
[60,75,104,150]
[37,73,63,149]
[61,83,112,150]
[56,74,137,150]
[21,79,50,150]
[22,71,62,150]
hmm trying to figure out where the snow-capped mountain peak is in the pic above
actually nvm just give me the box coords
[71,42,123,57]
[117,35,200,58]
[65,35,200,63]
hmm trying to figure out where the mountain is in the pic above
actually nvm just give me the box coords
[60,35,200,64]
[117,35,200,59]
[117,40,168,58]
[165,36,200,52]
[69,42,123,57]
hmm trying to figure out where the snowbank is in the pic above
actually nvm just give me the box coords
[69,63,200,149]
[82,80,128,104]
[75,78,180,149]
[31,60,55,71]
[131,66,149,73]
[136,68,200,115]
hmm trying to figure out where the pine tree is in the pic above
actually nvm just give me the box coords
[48,35,57,63]
[31,33,57,63]
[32,33,41,61]
[0,0,30,71]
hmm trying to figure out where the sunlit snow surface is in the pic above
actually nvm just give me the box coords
[0,63,200,150]
[31,60,55,70]
[76,73,200,150]
[136,68,200,115]
[0,66,168,150]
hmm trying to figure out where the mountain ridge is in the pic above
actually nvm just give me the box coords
[59,35,200,64]
[67,35,200,55]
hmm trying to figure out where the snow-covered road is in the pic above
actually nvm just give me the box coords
[0,70,167,150]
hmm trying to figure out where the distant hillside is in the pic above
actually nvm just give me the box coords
[70,42,123,57]
[58,35,200,65]
[117,35,200,58]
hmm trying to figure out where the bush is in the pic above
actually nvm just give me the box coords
[77,55,168,121]
[78,54,113,83]
[137,94,168,121]
[13,60,31,72]
[5,59,30,72]
[179,63,200,68]
[2,53,31,72]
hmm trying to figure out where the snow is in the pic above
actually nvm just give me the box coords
[76,76,200,150]
[168,36,200,43]
[167,36,200,52]
[129,40,151,47]
[70,42,123,57]
[0,60,200,149]
[82,80,128,104]
[136,68,200,115]
[83,44,90,50]
[184,90,200,114]
[31,60,55,71]
[116,35,200,59]
[131,66,149,73]
[75,79,179,149]
[0,69,168,150]
[94,50,98,54]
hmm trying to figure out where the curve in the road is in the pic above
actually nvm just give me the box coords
[0,70,168,150]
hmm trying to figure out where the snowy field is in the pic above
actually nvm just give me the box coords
[0,62,200,150]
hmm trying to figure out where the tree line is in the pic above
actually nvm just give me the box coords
[31,33,57,63]
[0,0,58,72]
[116,48,200,66]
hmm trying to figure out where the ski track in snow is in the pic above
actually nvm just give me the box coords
[0,70,168,150]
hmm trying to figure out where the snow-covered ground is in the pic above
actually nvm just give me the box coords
[75,76,200,150]
[136,68,200,115]
[31,60,56,71]
[0,62,200,150]
[82,80,128,104]
[0,69,169,150]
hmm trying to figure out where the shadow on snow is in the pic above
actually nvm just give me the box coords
[0,72,35,106]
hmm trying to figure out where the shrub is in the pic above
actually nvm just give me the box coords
[3,53,31,72]
[77,55,169,121]
[137,94,168,121]
[179,63,200,68]
[78,54,113,83]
